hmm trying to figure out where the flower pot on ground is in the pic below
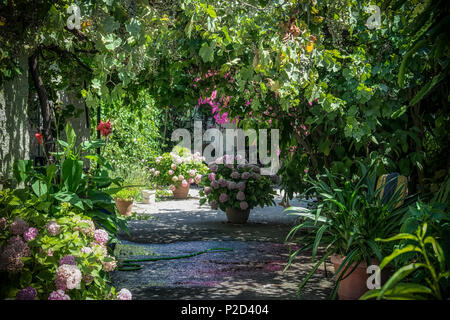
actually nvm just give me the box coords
[199,154,278,224]
[115,198,134,216]
[113,188,140,216]
[331,255,388,300]
[141,189,156,204]
[147,146,208,200]
[225,207,250,224]
[172,184,190,199]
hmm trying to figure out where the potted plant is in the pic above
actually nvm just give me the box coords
[199,154,278,224]
[148,146,208,199]
[284,161,414,299]
[114,188,140,216]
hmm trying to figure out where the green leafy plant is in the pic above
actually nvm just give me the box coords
[283,161,414,299]
[12,123,129,240]
[0,189,130,300]
[360,223,449,300]
[199,154,278,211]
[113,188,140,202]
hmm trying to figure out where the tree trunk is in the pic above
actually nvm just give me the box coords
[29,48,55,155]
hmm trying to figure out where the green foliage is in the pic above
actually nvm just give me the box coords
[113,188,140,202]
[0,190,125,300]
[283,161,414,299]
[12,123,129,240]
[360,223,449,300]
[101,90,163,173]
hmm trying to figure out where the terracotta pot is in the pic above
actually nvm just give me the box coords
[225,207,250,224]
[331,254,386,300]
[115,198,133,216]
[172,184,190,199]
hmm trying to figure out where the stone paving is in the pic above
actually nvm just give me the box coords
[111,188,334,299]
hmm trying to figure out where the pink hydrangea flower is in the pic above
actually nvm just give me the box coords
[189,178,194,184]
[178,175,184,180]
[59,255,77,266]
[23,227,38,242]
[55,264,82,291]
[168,169,174,176]
[9,217,29,235]
[237,182,246,191]
[240,201,249,210]
[210,200,218,210]
[208,173,216,181]
[48,290,71,300]
[227,182,236,190]
[211,181,219,189]
[236,191,246,201]
[94,229,109,246]
[195,174,202,183]
[219,193,228,203]
[169,184,176,192]
[0,236,31,272]
[16,286,37,300]
[181,180,188,188]
[204,187,212,195]
[218,179,228,187]
[117,288,132,300]
[83,274,94,284]
[74,220,95,237]
[102,256,117,272]
[0,217,7,231]
[46,221,61,236]
[81,247,93,254]
[171,163,177,170]
[172,176,179,182]
[241,172,250,179]
[154,170,160,177]
[231,171,240,179]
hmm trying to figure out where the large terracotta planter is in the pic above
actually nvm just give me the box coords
[172,185,190,199]
[331,254,385,300]
[115,198,133,216]
[225,207,250,224]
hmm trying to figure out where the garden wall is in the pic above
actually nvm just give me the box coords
[0,49,30,182]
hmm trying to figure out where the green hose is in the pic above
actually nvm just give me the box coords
[118,247,234,271]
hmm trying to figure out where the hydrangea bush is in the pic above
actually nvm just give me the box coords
[199,155,278,211]
[147,147,208,191]
[0,189,131,300]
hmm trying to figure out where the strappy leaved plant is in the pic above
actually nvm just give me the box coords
[284,161,415,299]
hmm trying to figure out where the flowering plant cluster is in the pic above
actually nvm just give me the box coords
[199,155,278,211]
[147,147,208,191]
[0,191,131,300]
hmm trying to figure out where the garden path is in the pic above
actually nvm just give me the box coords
[111,188,333,299]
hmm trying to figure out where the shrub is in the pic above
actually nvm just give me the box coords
[199,154,278,211]
[147,146,208,190]
[0,189,131,300]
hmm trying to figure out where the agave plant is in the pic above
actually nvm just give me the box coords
[283,161,415,299]
[360,223,449,300]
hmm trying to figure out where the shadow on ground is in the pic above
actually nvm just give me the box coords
[112,191,334,300]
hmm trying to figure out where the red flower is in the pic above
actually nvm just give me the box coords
[97,120,112,137]
[35,133,43,145]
